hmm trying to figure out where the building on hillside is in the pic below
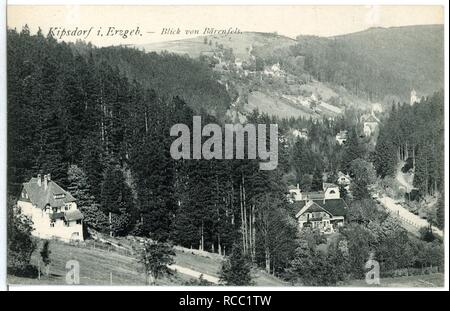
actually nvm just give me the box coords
[410,89,421,106]
[263,63,283,77]
[361,113,380,137]
[372,103,383,114]
[293,128,309,140]
[293,199,348,234]
[17,174,84,242]
[322,183,340,199]
[337,171,351,190]
[288,184,302,202]
[335,130,348,145]
[288,182,347,233]
[288,183,340,202]
[234,58,243,69]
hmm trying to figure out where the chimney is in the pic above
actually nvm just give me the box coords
[44,174,48,190]
[37,174,41,187]
[47,173,51,181]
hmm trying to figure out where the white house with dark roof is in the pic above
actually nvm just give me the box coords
[294,199,347,234]
[17,174,84,242]
[289,182,347,233]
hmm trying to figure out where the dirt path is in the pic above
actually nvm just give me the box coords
[168,264,219,284]
[379,196,443,238]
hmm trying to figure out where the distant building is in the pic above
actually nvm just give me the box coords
[288,183,340,202]
[17,174,84,242]
[322,183,340,200]
[361,113,380,137]
[263,63,283,77]
[410,89,420,106]
[288,184,303,202]
[293,128,309,140]
[335,130,348,145]
[371,103,383,114]
[234,58,243,69]
[337,171,351,186]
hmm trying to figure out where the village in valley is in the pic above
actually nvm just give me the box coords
[7,17,445,287]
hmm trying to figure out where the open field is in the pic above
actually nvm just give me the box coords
[8,238,287,286]
[247,91,315,119]
[8,239,194,286]
[135,32,296,60]
[8,238,443,288]
[345,273,444,288]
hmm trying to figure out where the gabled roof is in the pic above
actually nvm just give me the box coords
[337,171,350,178]
[304,191,325,200]
[362,114,380,123]
[295,200,332,218]
[20,177,76,209]
[323,183,338,191]
[293,198,348,218]
[288,185,298,191]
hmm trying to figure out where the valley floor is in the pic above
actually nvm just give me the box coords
[7,238,443,288]
[7,238,287,287]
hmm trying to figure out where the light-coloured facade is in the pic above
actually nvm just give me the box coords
[335,130,348,145]
[362,113,380,137]
[17,174,84,242]
[294,200,346,234]
[410,89,420,106]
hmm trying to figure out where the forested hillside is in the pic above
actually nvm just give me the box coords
[7,27,297,274]
[7,27,444,285]
[263,25,443,102]
[81,45,231,117]
[373,92,444,196]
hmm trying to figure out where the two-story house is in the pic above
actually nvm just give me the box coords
[293,199,348,234]
[17,174,84,242]
[288,182,348,234]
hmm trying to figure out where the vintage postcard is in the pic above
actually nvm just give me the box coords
[5,3,446,290]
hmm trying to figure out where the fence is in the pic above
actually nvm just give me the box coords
[381,266,442,278]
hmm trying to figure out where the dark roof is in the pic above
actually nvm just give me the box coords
[50,212,65,221]
[303,202,327,213]
[20,177,76,209]
[304,191,325,200]
[293,199,348,217]
[323,183,338,191]
[65,210,83,221]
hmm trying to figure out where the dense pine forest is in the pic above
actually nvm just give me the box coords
[7,27,444,284]
[373,93,445,195]
[259,25,444,102]
[7,27,299,274]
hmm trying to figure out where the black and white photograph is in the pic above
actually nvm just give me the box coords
[2,1,448,292]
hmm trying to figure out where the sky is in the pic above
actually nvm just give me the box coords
[7,5,444,46]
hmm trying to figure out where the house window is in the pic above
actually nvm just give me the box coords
[76,220,82,224]
[54,193,66,199]
[329,190,336,194]
[50,222,55,227]
[65,205,69,211]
